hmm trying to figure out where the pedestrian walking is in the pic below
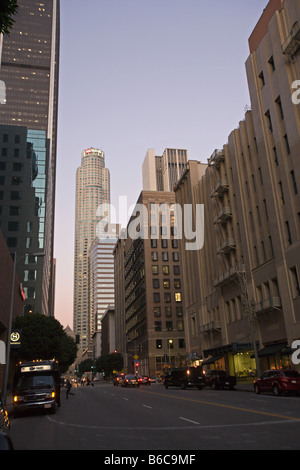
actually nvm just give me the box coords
[66,379,74,399]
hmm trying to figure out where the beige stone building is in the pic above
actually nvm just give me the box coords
[175,0,300,377]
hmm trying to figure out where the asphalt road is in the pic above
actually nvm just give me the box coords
[8,382,300,451]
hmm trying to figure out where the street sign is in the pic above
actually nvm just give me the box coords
[133,354,139,360]
[10,330,22,349]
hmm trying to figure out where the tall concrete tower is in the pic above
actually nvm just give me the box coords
[74,148,110,352]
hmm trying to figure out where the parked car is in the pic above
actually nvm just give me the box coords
[203,370,237,390]
[150,377,162,383]
[164,367,204,390]
[113,374,124,386]
[0,392,10,434]
[121,375,140,387]
[254,369,300,396]
[140,376,151,385]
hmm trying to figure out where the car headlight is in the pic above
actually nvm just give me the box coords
[13,396,24,403]
[46,391,55,399]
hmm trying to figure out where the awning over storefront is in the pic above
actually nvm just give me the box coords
[202,355,224,365]
[256,343,289,357]
[204,342,253,358]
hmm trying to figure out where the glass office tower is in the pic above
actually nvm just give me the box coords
[0,0,60,316]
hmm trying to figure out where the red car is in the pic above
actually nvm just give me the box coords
[254,369,300,396]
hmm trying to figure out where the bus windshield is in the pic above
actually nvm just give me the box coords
[16,373,54,391]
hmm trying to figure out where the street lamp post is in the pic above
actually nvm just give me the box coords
[2,251,45,405]
[168,339,173,369]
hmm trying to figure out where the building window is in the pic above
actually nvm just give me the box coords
[175,292,182,302]
[265,110,273,132]
[273,146,279,166]
[165,306,172,317]
[275,96,284,120]
[290,267,300,297]
[172,252,179,262]
[174,279,181,289]
[154,307,161,317]
[151,239,157,248]
[162,265,169,275]
[173,265,180,275]
[152,265,159,275]
[7,237,17,248]
[177,321,184,331]
[176,306,183,317]
[152,279,160,289]
[172,239,178,248]
[163,279,170,289]
[286,221,292,245]
[279,181,285,204]
[153,293,160,302]
[284,134,291,155]
[161,239,168,248]
[8,221,19,231]
[155,321,162,332]
[268,55,275,72]
[291,170,298,195]
[164,292,171,303]
[259,71,265,87]
[156,339,162,349]
[166,321,173,331]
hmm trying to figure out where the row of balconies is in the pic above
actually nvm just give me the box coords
[197,297,282,336]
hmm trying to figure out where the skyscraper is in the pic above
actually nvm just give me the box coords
[0,0,60,316]
[74,148,110,352]
[142,148,188,192]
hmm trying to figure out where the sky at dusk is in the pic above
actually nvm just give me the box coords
[54,0,269,328]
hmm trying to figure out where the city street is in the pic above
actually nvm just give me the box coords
[8,381,300,451]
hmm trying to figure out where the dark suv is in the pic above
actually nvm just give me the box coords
[164,367,204,390]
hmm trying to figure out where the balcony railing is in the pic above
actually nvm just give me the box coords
[199,320,221,334]
[211,179,229,198]
[214,264,245,288]
[282,21,300,56]
[255,297,282,314]
[208,149,224,168]
[213,207,232,225]
[216,238,236,254]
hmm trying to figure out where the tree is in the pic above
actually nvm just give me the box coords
[78,359,95,378]
[95,352,123,378]
[0,0,19,36]
[12,313,77,374]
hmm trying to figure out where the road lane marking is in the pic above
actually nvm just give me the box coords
[142,390,300,422]
[47,416,300,431]
[179,417,200,425]
[143,405,152,409]
[123,398,129,401]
